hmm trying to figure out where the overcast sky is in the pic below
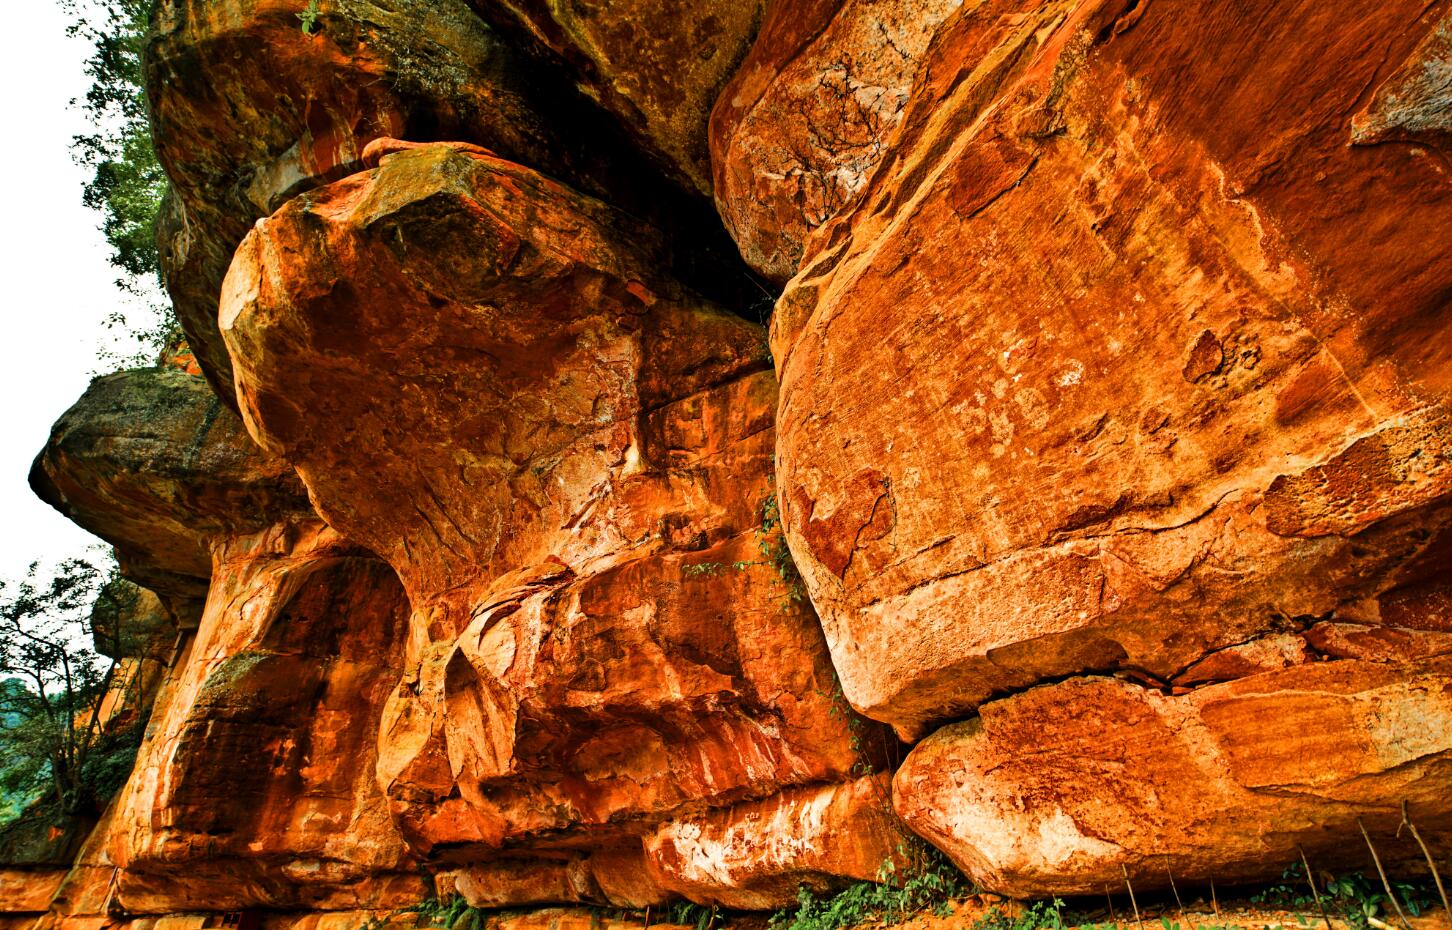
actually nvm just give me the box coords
[0,2,162,584]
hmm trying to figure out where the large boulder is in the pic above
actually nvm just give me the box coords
[29,368,308,600]
[708,0,961,283]
[147,0,741,405]
[767,0,1452,891]
[894,658,1452,896]
[218,142,894,901]
[771,0,1452,733]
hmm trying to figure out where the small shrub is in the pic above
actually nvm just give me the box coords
[669,903,720,930]
[971,899,1066,930]
[297,0,322,35]
[769,845,973,930]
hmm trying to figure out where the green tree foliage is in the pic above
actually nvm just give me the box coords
[63,0,164,289]
[0,559,145,823]
[61,0,177,362]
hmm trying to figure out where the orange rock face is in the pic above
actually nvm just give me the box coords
[17,0,1452,916]
[109,522,423,912]
[709,0,961,283]
[0,869,65,915]
[146,0,555,401]
[644,775,910,908]
[29,368,308,603]
[894,660,1452,897]
[768,0,1452,890]
[148,0,739,405]
[218,142,896,903]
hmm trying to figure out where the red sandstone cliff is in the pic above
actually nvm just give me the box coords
[7,0,1452,925]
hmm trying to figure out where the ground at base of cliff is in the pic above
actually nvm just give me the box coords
[13,892,1446,930]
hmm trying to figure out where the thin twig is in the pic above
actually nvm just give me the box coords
[1360,817,1413,930]
[1105,884,1120,924]
[1210,877,1221,920]
[1401,800,1451,923]
[1165,858,1187,927]
[1298,845,1333,930]
[1123,864,1145,930]
[643,907,651,930]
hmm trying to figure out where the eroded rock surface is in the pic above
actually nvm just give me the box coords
[468,0,766,194]
[772,0,1452,731]
[13,0,1452,916]
[768,0,1452,890]
[894,660,1452,897]
[29,368,307,600]
[148,0,739,404]
[107,523,423,912]
[219,142,890,902]
[710,0,963,282]
[645,775,909,908]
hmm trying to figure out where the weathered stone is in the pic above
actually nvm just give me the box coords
[709,0,962,282]
[0,869,65,914]
[467,0,766,195]
[893,660,1452,896]
[1350,9,1452,147]
[147,0,727,404]
[440,848,670,909]
[645,775,909,908]
[90,579,174,660]
[770,0,1452,742]
[29,368,308,600]
[220,142,875,890]
[107,521,424,912]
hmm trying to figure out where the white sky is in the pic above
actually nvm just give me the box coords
[0,2,163,583]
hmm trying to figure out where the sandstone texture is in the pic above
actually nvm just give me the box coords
[146,0,561,400]
[107,523,424,912]
[767,0,1452,891]
[644,775,909,909]
[29,368,307,601]
[895,661,1452,897]
[217,141,889,903]
[10,0,1452,919]
[710,0,964,283]
[148,0,741,404]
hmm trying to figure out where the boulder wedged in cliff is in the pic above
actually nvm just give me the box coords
[104,521,424,912]
[893,660,1452,897]
[708,0,960,283]
[768,0,1452,741]
[147,0,570,403]
[29,368,308,599]
[219,142,883,895]
[465,0,765,196]
[147,0,758,405]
